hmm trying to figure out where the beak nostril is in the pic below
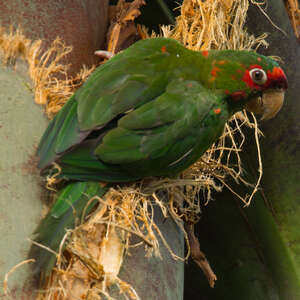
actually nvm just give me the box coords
[279,78,288,90]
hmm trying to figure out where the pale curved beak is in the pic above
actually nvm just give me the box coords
[245,89,285,120]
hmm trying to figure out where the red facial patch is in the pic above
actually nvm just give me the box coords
[242,66,263,90]
[214,108,221,114]
[217,60,227,65]
[202,50,209,57]
[267,66,285,80]
[211,66,221,77]
[230,91,246,101]
[161,46,167,53]
[243,64,287,90]
[250,64,263,69]
[265,66,287,89]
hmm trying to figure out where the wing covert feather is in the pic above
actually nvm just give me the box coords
[76,38,189,131]
[95,80,218,165]
[37,38,190,170]
[37,96,88,169]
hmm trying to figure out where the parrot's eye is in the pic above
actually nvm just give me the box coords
[249,68,267,85]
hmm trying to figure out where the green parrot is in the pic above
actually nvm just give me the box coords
[29,37,287,283]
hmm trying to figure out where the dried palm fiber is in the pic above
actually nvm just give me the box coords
[1,0,272,299]
[0,26,95,117]
[285,0,300,38]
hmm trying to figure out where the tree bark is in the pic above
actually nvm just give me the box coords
[0,0,109,76]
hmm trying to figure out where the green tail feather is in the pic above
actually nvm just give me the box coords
[42,139,143,182]
[29,181,107,284]
[37,96,89,169]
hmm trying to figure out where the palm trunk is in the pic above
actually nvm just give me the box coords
[185,1,300,299]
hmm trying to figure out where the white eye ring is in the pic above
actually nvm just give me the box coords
[249,68,267,85]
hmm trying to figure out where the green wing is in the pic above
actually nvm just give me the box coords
[37,38,185,169]
[37,38,229,181]
[95,79,205,163]
[37,96,88,168]
[76,37,187,131]
[59,79,229,181]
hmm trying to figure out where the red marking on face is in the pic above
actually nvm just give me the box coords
[268,66,285,80]
[217,60,227,65]
[242,68,262,90]
[250,64,263,69]
[161,46,167,53]
[211,66,221,77]
[202,50,209,57]
[225,89,230,95]
[230,91,246,101]
[214,108,221,114]
[243,64,287,90]
[242,64,264,89]
[266,66,288,89]
[187,83,193,88]
[257,57,262,62]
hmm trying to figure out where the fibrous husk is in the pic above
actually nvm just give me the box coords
[35,186,167,300]
[107,0,146,54]
[285,0,300,39]
[0,26,95,117]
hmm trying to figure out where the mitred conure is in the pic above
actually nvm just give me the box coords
[29,37,288,284]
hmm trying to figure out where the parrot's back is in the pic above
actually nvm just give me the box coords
[36,38,240,182]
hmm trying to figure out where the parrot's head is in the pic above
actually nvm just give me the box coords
[206,50,288,120]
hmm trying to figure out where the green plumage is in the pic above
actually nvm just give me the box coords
[30,37,286,283]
